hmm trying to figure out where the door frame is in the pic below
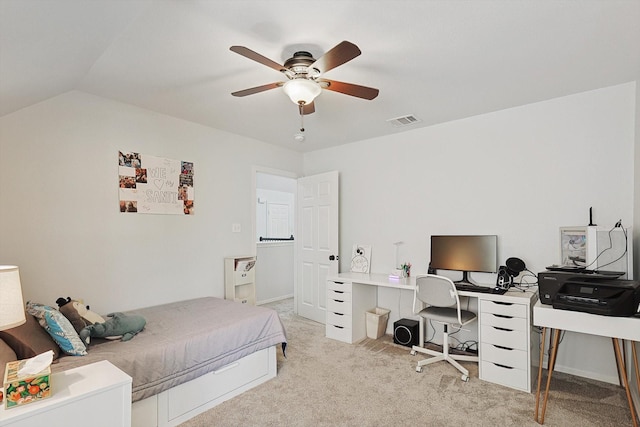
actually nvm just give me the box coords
[251,166,299,307]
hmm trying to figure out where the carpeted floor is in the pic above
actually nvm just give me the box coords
[180,298,634,426]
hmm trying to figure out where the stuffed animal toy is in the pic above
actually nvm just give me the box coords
[56,297,106,334]
[79,312,146,345]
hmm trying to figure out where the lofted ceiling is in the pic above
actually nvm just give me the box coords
[1,0,639,153]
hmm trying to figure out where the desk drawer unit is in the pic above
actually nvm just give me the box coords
[481,360,529,391]
[326,279,377,344]
[326,281,354,343]
[327,297,352,315]
[479,299,532,392]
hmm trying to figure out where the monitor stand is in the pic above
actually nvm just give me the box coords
[454,271,478,286]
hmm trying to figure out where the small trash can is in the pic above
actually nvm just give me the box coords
[366,307,391,339]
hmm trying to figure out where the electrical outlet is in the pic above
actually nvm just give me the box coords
[232,223,241,233]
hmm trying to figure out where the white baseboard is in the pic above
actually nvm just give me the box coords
[541,355,619,385]
[256,294,294,306]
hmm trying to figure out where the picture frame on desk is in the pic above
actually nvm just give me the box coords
[350,244,371,273]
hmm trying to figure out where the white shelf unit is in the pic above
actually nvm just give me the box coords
[224,256,256,305]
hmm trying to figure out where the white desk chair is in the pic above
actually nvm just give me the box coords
[410,274,479,381]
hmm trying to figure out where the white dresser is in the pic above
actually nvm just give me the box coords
[0,360,132,427]
[325,272,538,392]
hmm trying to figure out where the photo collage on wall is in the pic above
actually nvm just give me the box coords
[118,151,194,215]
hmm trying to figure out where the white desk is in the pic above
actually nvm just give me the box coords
[326,272,538,392]
[533,301,640,425]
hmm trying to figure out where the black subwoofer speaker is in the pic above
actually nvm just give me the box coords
[393,318,419,347]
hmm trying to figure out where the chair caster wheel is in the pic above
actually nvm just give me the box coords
[461,374,469,382]
[416,366,423,373]
[410,350,416,356]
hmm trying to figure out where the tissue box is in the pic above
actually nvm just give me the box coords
[3,359,52,409]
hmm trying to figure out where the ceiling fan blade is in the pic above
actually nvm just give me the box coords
[230,46,286,73]
[310,41,361,74]
[231,82,281,97]
[301,102,315,115]
[319,79,379,100]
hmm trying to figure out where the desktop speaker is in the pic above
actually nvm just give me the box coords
[496,265,514,289]
[393,318,419,347]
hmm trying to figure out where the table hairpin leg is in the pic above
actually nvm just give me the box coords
[633,342,640,399]
[613,338,624,386]
[535,327,560,424]
[535,328,561,425]
[612,338,638,427]
[534,326,547,422]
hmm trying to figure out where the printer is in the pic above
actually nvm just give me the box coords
[538,270,640,317]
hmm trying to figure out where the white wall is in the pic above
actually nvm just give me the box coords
[255,242,294,303]
[304,82,636,384]
[0,91,303,313]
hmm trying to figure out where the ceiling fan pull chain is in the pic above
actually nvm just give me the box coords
[298,103,305,132]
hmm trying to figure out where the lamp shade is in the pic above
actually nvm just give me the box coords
[282,79,322,105]
[0,265,26,331]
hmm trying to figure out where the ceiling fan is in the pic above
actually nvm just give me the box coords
[230,41,379,132]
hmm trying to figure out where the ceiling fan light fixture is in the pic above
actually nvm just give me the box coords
[283,79,321,105]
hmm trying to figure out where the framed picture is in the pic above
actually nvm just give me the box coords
[350,244,371,273]
[560,227,587,267]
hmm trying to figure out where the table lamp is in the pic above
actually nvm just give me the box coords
[0,265,26,331]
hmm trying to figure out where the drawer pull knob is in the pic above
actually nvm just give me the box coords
[493,344,513,351]
[493,301,513,306]
[334,325,344,329]
[493,363,513,370]
[493,326,513,332]
[334,290,345,294]
[334,281,344,284]
[333,312,344,316]
[334,300,344,303]
[493,314,513,319]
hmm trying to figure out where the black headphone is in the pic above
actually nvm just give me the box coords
[505,257,526,276]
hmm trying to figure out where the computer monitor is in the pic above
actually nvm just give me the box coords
[430,235,498,284]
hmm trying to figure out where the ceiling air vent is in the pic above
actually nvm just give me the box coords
[387,114,421,127]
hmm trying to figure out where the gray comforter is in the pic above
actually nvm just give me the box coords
[50,297,287,402]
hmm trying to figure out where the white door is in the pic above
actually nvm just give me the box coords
[296,171,339,323]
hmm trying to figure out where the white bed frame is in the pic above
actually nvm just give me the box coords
[130,345,277,427]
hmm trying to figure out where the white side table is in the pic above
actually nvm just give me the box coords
[0,360,132,427]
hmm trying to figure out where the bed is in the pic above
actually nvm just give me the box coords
[1,297,287,427]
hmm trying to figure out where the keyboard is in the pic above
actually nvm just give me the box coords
[455,283,508,295]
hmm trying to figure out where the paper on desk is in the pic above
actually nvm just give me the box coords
[18,350,54,376]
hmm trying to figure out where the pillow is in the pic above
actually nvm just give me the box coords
[0,313,60,360]
[26,302,87,356]
[0,338,18,368]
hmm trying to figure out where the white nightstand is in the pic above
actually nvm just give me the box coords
[0,360,132,427]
